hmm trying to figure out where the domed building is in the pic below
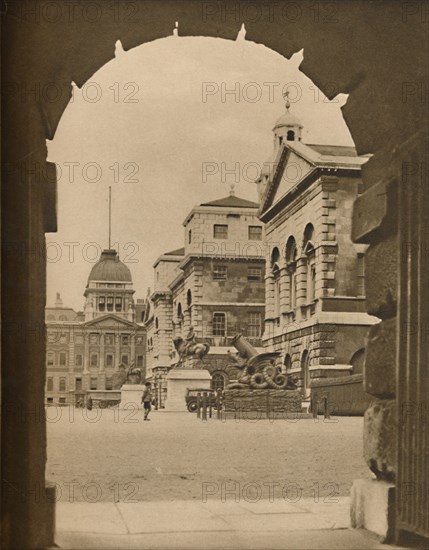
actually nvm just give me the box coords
[44,248,146,406]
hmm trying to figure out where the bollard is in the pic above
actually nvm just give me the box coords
[197,392,201,418]
[209,395,212,419]
[202,391,208,421]
[323,396,330,419]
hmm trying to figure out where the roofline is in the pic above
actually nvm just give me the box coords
[153,253,184,269]
[182,204,259,226]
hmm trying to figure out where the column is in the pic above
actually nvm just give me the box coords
[68,328,75,403]
[115,333,120,371]
[83,332,89,390]
[98,331,105,389]
[130,332,136,364]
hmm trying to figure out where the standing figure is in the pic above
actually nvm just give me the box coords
[141,382,153,421]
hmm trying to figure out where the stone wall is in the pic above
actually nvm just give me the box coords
[223,389,302,413]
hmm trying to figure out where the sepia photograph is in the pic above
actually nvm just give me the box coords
[1,1,428,549]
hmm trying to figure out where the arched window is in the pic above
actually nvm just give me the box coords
[285,236,297,310]
[155,317,159,330]
[287,130,295,141]
[271,247,281,317]
[300,350,311,397]
[303,224,316,304]
[211,371,227,392]
[187,289,192,307]
[177,303,182,319]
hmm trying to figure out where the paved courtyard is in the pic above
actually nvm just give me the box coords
[47,409,369,504]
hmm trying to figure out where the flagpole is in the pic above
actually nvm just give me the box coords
[108,186,112,249]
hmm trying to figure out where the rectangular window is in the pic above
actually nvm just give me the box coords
[59,352,67,366]
[75,354,83,367]
[59,397,66,405]
[90,353,98,367]
[106,377,113,390]
[59,377,66,391]
[188,229,192,244]
[75,378,82,391]
[107,297,114,311]
[122,335,129,346]
[137,355,143,367]
[122,354,129,366]
[106,354,113,367]
[99,296,105,311]
[213,266,227,280]
[247,312,262,338]
[248,267,262,281]
[115,297,122,312]
[47,352,54,366]
[105,333,114,346]
[47,377,53,391]
[248,226,263,240]
[90,377,97,390]
[212,312,226,337]
[213,224,228,239]
[47,397,54,404]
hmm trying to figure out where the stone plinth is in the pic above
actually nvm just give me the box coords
[165,369,212,411]
[223,389,302,413]
[350,478,395,542]
[119,384,146,410]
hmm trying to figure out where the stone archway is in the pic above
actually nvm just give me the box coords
[2,2,428,548]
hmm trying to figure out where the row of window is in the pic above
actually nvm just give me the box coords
[46,376,115,392]
[211,311,262,338]
[212,265,262,281]
[188,225,263,243]
[98,296,125,312]
[46,352,144,368]
[47,333,144,346]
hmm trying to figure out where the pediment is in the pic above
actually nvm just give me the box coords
[265,150,314,212]
[83,314,136,329]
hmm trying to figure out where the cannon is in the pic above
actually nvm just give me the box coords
[227,334,296,390]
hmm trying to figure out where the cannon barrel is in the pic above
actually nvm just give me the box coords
[231,334,258,358]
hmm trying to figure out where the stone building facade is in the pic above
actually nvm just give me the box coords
[45,249,146,405]
[145,193,266,406]
[256,105,378,397]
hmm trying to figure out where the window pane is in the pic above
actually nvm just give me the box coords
[106,377,113,390]
[247,312,261,338]
[59,353,67,366]
[90,378,97,390]
[248,226,262,240]
[122,335,129,345]
[213,266,227,280]
[212,313,226,336]
[75,378,82,390]
[214,224,228,239]
[90,354,98,367]
[59,377,66,391]
[248,267,262,281]
[122,355,129,365]
[137,355,143,367]
[47,353,54,366]
[106,354,113,367]
[75,354,82,366]
[47,377,53,391]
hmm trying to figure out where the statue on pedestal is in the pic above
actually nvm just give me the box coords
[173,325,210,367]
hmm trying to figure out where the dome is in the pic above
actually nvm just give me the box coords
[273,110,303,130]
[88,249,132,283]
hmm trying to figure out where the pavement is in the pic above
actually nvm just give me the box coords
[55,497,408,549]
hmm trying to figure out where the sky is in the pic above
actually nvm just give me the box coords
[47,32,354,311]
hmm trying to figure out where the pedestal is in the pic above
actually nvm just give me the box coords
[119,384,146,410]
[165,369,212,411]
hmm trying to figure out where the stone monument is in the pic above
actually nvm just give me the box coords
[223,334,301,414]
[119,364,146,410]
[164,326,212,411]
